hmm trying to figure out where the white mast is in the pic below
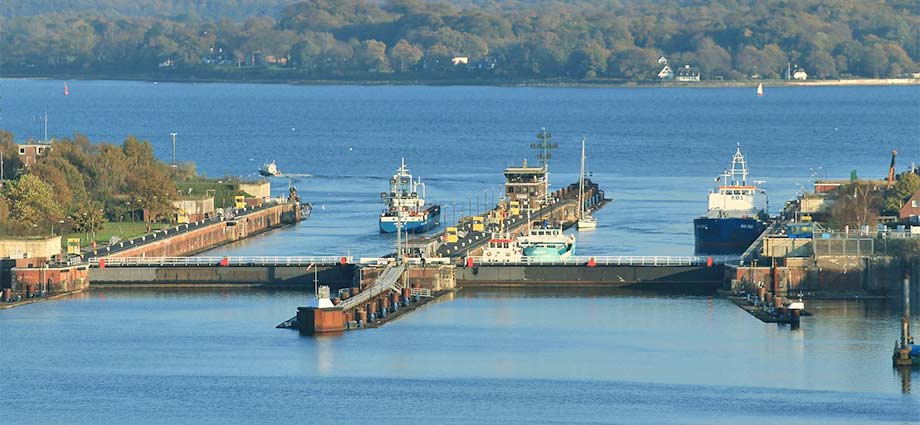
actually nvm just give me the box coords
[578,138,586,220]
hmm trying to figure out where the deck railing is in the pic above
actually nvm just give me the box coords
[89,256,350,267]
[468,255,739,267]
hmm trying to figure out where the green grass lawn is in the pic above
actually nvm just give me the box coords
[63,221,168,248]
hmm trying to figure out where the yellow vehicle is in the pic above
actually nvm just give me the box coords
[234,195,246,209]
[509,201,520,216]
[800,214,813,222]
[66,238,81,255]
[472,216,485,232]
[445,227,459,243]
[176,209,189,224]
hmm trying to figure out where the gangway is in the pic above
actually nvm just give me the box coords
[337,263,405,311]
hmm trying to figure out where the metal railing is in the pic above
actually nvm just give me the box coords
[468,255,739,267]
[89,256,350,267]
[410,288,432,298]
[337,263,405,311]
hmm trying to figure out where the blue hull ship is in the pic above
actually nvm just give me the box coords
[694,217,766,255]
[379,205,441,233]
[379,159,440,234]
[694,145,767,256]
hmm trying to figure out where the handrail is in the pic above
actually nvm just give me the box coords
[466,255,739,267]
[89,256,351,267]
[337,263,405,310]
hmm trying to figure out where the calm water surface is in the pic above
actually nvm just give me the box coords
[1,81,919,423]
[1,288,919,424]
[2,80,918,256]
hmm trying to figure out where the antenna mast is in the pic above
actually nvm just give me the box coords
[531,128,557,206]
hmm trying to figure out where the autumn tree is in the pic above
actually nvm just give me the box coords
[829,182,883,229]
[389,39,422,72]
[3,173,63,233]
[883,173,920,215]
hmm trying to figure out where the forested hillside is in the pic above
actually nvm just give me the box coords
[1,0,917,82]
[0,0,299,20]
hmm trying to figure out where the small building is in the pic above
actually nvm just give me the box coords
[793,68,808,80]
[657,56,669,65]
[676,65,700,82]
[173,197,216,223]
[17,141,51,167]
[657,65,674,80]
[899,190,920,222]
[239,181,271,200]
[504,159,548,211]
[0,236,62,259]
[814,179,888,194]
[451,57,469,66]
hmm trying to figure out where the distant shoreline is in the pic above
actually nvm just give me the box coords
[3,71,918,88]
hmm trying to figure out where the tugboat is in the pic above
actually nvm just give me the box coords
[693,144,767,255]
[379,159,441,233]
[481,235,524,263]
[517,223,576,261]
[259,160,282,177]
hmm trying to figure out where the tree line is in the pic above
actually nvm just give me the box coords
[1,0,918,82]
[0,132,179,237]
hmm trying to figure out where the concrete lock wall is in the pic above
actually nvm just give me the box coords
[90,264,356,287]
[731,256,915,295]
[457,265,724,287]
[11,265,90,296]
[102,204,294,258]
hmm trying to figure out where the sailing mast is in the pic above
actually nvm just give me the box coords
[578,138,586,220]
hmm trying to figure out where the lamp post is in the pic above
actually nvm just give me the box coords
[170,132,178,180]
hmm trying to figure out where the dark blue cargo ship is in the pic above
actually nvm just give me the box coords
[694,217,766,255]
[693,145,767,255]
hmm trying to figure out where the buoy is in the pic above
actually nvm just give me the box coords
[340,256,347,265]
[587,257,596,267]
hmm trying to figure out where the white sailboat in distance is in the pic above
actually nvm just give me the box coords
[577,138,597,230]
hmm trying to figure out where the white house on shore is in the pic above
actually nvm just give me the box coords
[676,65,701,81]
[658,64,674,79]
[793,68,808,80]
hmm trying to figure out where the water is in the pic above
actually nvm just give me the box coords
[1,80,918,256]
[1,80,919,423]
[1,288,918,424]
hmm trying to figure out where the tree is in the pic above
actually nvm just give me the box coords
[829,182,882,229]
[883,173,920,215]
[389,39,422,72]
[3,173,63,230]
[609,48,658,80]
[72,202,106,241]
[0,131,24,180]
[355,39,390,72]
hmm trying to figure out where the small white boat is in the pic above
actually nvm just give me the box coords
[518,225,575,260]
[259,160,282,177]
[756,83,764,96]
[576,138,597,230]
[481,235,523,263]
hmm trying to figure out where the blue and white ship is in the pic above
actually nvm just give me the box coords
[693,145,767,255]
[517,225,576,261]
[379,159,441,234]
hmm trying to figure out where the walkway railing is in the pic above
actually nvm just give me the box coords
[337,263,405,311]
[469,255,739,267]
[89,256,350,267]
